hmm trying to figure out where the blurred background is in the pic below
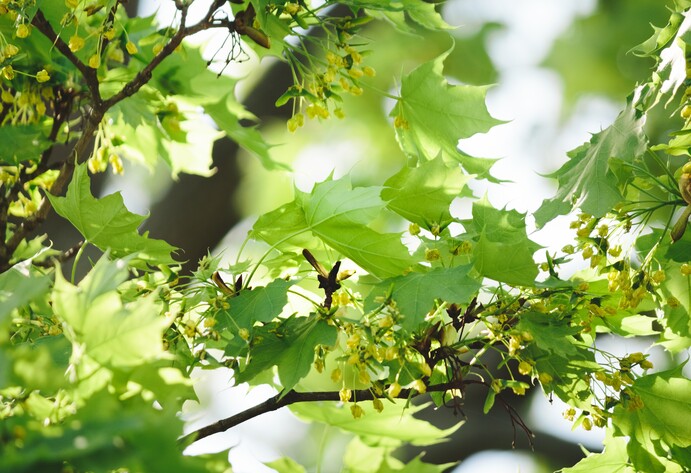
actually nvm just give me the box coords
[44,0,679,471]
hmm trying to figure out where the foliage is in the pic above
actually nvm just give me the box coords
[0,0,690,472]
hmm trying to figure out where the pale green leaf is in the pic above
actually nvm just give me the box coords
[469,197,540,285]
[561,434,635,473]
[391,47,503,178]
[52,256,167,369]
[290,400,461,447]
[613,365,691,451]
[534,102,647,226]
[205,94,284,170]
[252,178,415,278]
[47,162,177,265]
[0,262,50,323]
[381,156,472,228]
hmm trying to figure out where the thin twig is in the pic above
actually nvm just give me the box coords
[34,240,85,268]
[31,10,102,106]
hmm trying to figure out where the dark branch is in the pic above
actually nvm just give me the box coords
[179,380,481,446]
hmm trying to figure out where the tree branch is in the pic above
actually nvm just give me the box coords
[31,10,102,106]
[179,380,481,446]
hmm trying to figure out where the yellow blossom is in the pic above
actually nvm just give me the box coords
[16,23,30,38]
[126,41,138,55]
[350,403,364,419]
[69,35,85,52]
[387,381,401,398]
[36,69,50,83]
[88,54,101,68]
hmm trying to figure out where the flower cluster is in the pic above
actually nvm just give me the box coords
[283,17,376,132]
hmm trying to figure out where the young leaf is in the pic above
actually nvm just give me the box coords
[534,101,647,227]
[47,163,177,265]
[612,365,691,472]
[468,197,540,285]
[0,124,51,165]
[0,262,50,323]
[381,156,473,229]
[290,400,461,447]
[365,265,480,332]
[390,47,503,178]
[561,434,636,473]
[234,315,337,393]
[52,256,168,369]
[216,278,293,332]
[252,178,415,278]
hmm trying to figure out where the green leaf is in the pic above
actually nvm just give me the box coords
[217,278,293,332]
[612,365,691,473]
[561,434,635,473]
[0,124,52,165]
[381,156,472,229]
[534,101,647,226]
[0,262,51,323]
[469,197,540,285]
[52,255,168,369]
[340,0,451,31]
[0,390,220,473]
[252,178,415,278]
[235,315,337,393]
[365,265,480,332]
[391,47,503,178]
[47,162,177,265]
[290,400,460,447]
[516,311,582,357]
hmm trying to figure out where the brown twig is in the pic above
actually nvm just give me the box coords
[31,10,102,106]
[34,240,85,268]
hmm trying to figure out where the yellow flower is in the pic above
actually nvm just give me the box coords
[372,398,384,413]
[4,44,18,57]
[36,69,50,83]
[339,388,352,403]
[126,41,138,55]
[350,404,364,419]
[16,23,30,38]
[411,379,426,393]
[538,372,553,385]
[88,54,101,69]
[518,361,533,376]
[104,29,115,40]
[65,0,79,8]
[69,35,85,52]
[2,65,15,80]
[387,381,401,398]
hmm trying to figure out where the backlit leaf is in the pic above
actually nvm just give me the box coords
[47,163,177,265]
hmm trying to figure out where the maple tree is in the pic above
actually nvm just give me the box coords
[1,1,690,472]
